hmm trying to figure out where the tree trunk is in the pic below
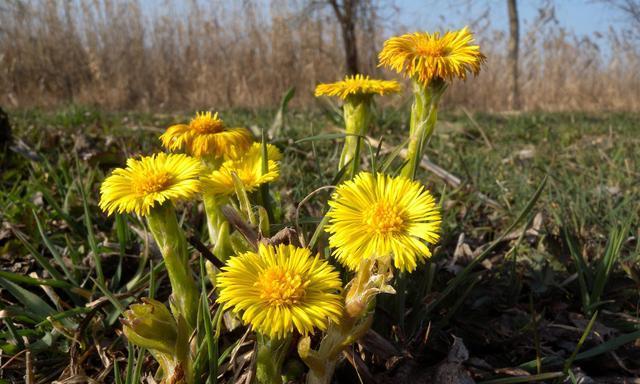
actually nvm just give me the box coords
[329,0,360,75]
[0,107,13,169]
[507,0,520,110]
[0,107,11,150]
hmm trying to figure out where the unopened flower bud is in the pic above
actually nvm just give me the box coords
[121,298,178,355]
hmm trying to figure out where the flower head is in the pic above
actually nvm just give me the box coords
[216,244,343,339]
[160,111,253,158]
[326,172,441,272]
[315,74,400,100]
[201,143,282,195]
[100,153,202,216]
[121,298,178,355]
[378,27,485,86]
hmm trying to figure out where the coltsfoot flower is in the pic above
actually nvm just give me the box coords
[160,111,253,158]
[121,298,178,355]
[379,27,485,86]
[326,172,441,272]
[315,74,400,100]
[201,142,281,195]
[216,244,343,339]
[99,153,202,216]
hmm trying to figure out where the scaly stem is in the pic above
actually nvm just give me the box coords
[339,97,372,176]
[255,335,291,384]
[303,314,373,384]
[203,194,233,260]
[401,79,447,179]
[146,202,199,331]
[203,194,225,245]
[302,259,383,384]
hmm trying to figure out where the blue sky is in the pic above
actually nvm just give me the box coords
[392,0,621,37]
[137,0,628,46]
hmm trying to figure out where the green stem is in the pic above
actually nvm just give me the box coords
[203,194,233,260]
[303,261,378,384]
[203,194,226,244]
[146,203,199,331]
[339,97,372,175]
[401,79,447,179]
[255,335,291,384]
[304,314,373,384]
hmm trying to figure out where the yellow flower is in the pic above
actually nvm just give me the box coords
[201,143,282,195]
[326,172,441,272]
[100,153,202,216]
[160,111,253,158]
[315,74,400,100]
[216,244,343,339]
[378,27,485,86]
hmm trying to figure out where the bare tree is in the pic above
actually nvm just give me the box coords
[328,0,360,74]
[507,0,520,110]
[597,0,640,38]
[0,107,11,156]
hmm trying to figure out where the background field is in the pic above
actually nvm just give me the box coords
[1,0,639,111]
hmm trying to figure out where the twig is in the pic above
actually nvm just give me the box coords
[342,347,374,384]
[220,205,259,250]
[23,335,33,384]
[0,349,27,371]
[462,107,494,149]
[187,235,225,270]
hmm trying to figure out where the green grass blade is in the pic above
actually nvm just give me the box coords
[12,228,65,282]
[91,277,125,314]
[518,328,640,371]
[295,132,349,143]
[2,319,25,349]
[133,347,145,384]
[259,127,274,223]
[0,270,74,289]
[33,210,78,285]
[125,342,135,384]
[112,214,129,289]
[380,137,410,173]
[424,176,547,316]
[478,372,565,384]
[31,178,81,234]
[0,276,56,321]
[75,158,104,285]
[269,86,295,137]
[199,257,217,384]
[563,311,598,374]
[114,358,123,384]
[563,226,591,312]
[590,224,627,312]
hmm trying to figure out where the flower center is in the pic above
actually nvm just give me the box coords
[255,267,307,306]
[190,113,224,134]
[416,43,448,57]
[132,171,172,195]
[363,201,405,235]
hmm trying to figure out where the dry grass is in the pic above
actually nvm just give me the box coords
[1,0,639,111]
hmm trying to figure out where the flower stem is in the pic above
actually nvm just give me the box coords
[203,194,225,245]
[401,79,446,179]
[340,97,372,177]
[146,202,199,330]
[255,335,291,384]
[303,314,373,384]
[301,260,379,384]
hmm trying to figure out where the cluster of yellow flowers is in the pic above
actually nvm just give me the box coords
[99,26,484,384]
[100,111,269,216]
